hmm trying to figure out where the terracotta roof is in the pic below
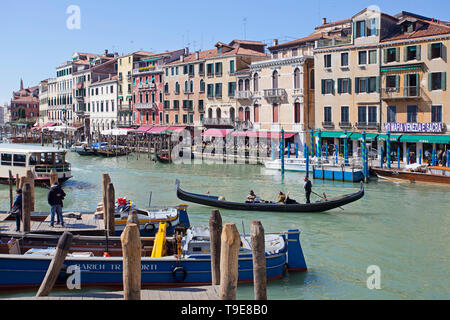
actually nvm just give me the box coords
[381,17,450,42]
[269,32,326,51]
[229,39,266,46]
[315,18,352,30]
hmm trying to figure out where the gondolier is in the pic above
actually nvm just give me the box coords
[304,177,312,204]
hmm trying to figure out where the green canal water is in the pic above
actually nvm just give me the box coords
[0,151,449,300]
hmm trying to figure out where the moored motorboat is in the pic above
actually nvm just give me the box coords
[175,179,364,213]
[156,152,171,163]
[372,166,450,185]
[0,225,306,291]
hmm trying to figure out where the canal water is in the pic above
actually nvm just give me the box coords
[0,151,448,300]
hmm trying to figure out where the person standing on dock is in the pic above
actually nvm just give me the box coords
[304,177,312,204]
[11,189,22,231]
[48,182,66,227]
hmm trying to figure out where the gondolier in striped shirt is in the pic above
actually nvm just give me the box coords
[304,177,312,204]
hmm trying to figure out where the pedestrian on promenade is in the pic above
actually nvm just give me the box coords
[48,182,66,227]
[304,176,312,204]
[11,189,22,232]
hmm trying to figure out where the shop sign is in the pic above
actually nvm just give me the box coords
[384,123,443,133]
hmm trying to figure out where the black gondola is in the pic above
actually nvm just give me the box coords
[175,180,364,213]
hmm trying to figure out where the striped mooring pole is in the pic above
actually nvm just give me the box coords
[397,146,401,170]
[419,149,422,165]
[287,142,291,159]
[317,129,322,158]
[380,146,383,168]
[407,147,410,165]
[447,150,449,167]
[281,129,285,175]
[362,131,367,183]
[335,144,338,164]
[386,131,391,169]
[344,130,349,166]
[295,143,298,158]
[310,129,314,158]
[305,145,309,178]
[432,148,436,166]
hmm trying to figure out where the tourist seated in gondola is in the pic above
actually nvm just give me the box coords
[276,192,287,204]
[246,190,261,203]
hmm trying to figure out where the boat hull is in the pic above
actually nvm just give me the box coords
[372,168,450,185]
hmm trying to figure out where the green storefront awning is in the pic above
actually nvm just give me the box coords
[399,135,450,144]
[377,134,402,142]
[350,133,378,141]
[141,57,160,63]
[314,131,352,139]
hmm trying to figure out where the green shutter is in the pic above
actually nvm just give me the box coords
[404,47,408,62]
[442,72,447,91]
[416,45,421,60]
[337,79,342,94]
[383,49,388,64]
[321,79,326,94]
[348,78,352,94]
[428,73,432,91]
[428,44,432,60]
[355,77,360,93]
[396,47,400,62]
[376,76,380,93]
[442,44,446,60]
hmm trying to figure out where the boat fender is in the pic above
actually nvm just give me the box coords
[144,223,155,232]
[172,266,187,282]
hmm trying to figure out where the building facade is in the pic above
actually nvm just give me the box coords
[88,75,118,134]
[10,79,39,124]
[38,79,50,126]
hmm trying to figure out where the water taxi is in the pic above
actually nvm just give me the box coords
[0,144,72,186]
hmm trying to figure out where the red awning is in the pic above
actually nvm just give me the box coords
[148,126,169,134]
[230,131,296,139]
[133,126,153,133]
[42,122,56,128]
[202,129,234,137]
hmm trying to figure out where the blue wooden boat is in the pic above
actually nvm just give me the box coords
[313,166,364,182]
[0,227,306,291]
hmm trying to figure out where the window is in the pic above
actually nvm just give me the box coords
[341,106,349,123]
[386,75,399,90]
[215,83,222,98]
[385,48,399,63]
[369,50,377,64]
[356,20,366,38]
[356,77,367,93]
[228,82,236,97]
[387,106,397,123]
[321,79,334,94]
[429,43,444,59]
[368,106,377,124]
[294,68,301,89]
[292,48,298,57]
[207,64,214,77]
[341,53,349,67]
[199,80,205,93]
[358,51,367,65]
[405,45,420,61]
[13,154,26,167]
[431,105,442,123]
[215,63,222,76]
[324,106,332,123]
[253,73,259,91]
[175,114,179,123]
[1,153,12,166]
[429,72,446,91]
[207,84,214,98]
[356,77,378,93]
[367,77,378,93]
[229,60,235,74]
[367,18,378,36]
[272,104,279,123]
[337,78,351,94]
[407,105,418,123]
[324,54,332,68]
[165,114,169,123]
[272,70,279,89]
[358,106,367,124]
[294,102,301,123]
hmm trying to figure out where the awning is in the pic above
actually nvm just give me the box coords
[315,131,352,139]
[161,126,187,135]
[350,133,379,141]
[148,126,169,134]
[100,128,131,136]
[42,122,56,128]
[377,134,402,142]
[202,129,234,137]
[132,126,153,133]
[399,134,450,144]
[381,63,423,72]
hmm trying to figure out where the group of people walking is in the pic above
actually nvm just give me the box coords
[11,181,66,231]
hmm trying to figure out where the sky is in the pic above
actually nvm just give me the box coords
[1,0,449,104]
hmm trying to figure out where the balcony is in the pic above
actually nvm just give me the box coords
[202,118,234,127]
[133,65,162,75]
[263,88,287,99]
[381,87,422,100]
[356,122,380,130]
[235,120,253,130]
[316,36,352,49]
[322,121,335,128]
[235,91,253,100]
[137,83,156,91]
[339,122,352,129]
[135,102,158,110]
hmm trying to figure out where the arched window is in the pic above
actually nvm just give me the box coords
[184,81,189,93]
[238,79,244,91]
[200,79,205,92]
[244,79,250,91]
[294,101,301,123]
[294,68,301,89]
[230,108,235,121]
[244,107,251,122]
[272,70,279,89]
[190,80,194,93]
[238,107,244,121]
[253,73,259,91]
[164,83,169,94]
[272,103,279,123]
[208,108,213,118]
[216,108,222,119]
[175,82,180,94]
[253,104,259,123]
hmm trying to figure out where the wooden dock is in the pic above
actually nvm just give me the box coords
[0,211,105,236]
[5,286,220,300]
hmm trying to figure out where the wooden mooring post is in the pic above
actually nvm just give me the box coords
[219,223,240,300]
[209,209,222,285]
[106,182,115,236]
[36,232,73,297]
[120,223,141,300]
[21,183,32,233]
[251,221,267,300]
[8,170,13,209]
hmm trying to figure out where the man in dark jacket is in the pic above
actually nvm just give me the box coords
[304,176,312,204]
[48,182,66,227]
[12,189,22,231]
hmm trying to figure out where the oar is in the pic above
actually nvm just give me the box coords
[311,191,344,211]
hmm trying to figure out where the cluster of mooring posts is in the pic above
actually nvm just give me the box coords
[7,209,268,301]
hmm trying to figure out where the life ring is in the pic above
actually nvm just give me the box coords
[144,223,155,232]
[172,266,187,282]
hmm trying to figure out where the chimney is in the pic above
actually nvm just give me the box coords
[273,39,278,46]
[104,49,109,56]
[180,55,184,62]
[322,17,327,25]
[195,51,199,60]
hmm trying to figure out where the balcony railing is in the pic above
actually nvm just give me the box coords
[356,122,380,129]
[235,120,253,130]
[263,88,287,99]
[235,91,253,100]
[202,118,234,127]
[322,121,335,128]
[135,102,157,110]
[138,83,156,90]
[381,86,422,100]
[339,122,352,128]
[316,36,352,49]
[133,66,162,75]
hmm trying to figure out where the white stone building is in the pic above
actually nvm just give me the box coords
[88,75,118,134]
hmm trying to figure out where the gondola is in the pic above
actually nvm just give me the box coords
[175,179,364,213]
[156,152,171,163]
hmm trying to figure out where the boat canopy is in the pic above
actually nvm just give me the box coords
[399,134,450,144]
